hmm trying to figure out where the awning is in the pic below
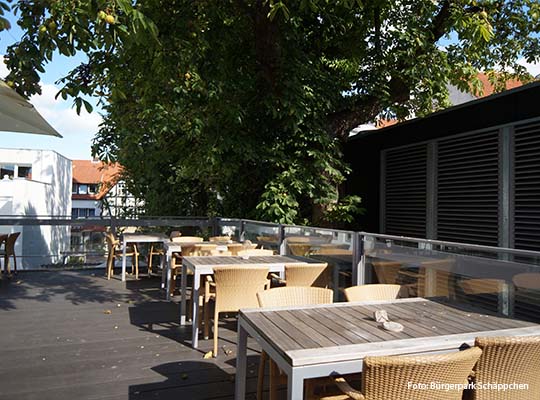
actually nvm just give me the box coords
[0,80,62,137]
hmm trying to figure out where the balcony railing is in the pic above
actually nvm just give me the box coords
[1,215,539,319]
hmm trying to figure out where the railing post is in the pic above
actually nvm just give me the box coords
[211,217,219,237]
[278,224,286,255]
[353,232,365,285]
[240,220,246,242]
[110,215,117,235]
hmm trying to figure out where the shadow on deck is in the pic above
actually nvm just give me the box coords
[0,270,266,400]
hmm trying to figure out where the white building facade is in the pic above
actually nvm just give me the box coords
[0,148,72,269]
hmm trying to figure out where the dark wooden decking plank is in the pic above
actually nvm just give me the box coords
[0,271,262,400]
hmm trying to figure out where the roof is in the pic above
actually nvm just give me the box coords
[475,72,523,96]
[362,73,528,135]
[72,160,122,200]
[349,81,540,146]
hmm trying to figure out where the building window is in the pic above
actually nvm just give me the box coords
[17,166,32,179]
[72,208,97,218]
[0,164,32,180]
[72,183,77,194]
[88,184,97,194]
[78,184,88,194]
[0,164,15,179]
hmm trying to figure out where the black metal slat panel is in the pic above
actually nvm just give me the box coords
[384,144,427,237]
[437,130,499,245]
[514,122,540,251]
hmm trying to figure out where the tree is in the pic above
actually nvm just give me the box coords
[2,0,539,225]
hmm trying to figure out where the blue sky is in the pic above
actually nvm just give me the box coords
[1,11,100,160]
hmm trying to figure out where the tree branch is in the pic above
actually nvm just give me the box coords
[430,0,453,41]
[329,1,455,140]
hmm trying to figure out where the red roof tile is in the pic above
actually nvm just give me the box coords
[72,160,123,199]
[476,73,523,97]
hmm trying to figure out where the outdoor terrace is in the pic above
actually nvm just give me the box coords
[0,270,265,400]
[1,217,540,399]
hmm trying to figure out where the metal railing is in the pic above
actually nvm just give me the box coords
[1,215,539,319]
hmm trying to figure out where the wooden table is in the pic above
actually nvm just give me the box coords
[235,297,540,400]
[180,255,314,348]
[121,233,168,281]
[160,241,229,300]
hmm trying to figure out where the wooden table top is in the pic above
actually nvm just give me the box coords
[183,255,313,267]
[122,233,169,242]
[240,298,540,367]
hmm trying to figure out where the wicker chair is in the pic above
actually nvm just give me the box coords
[256,287,334,400]
[194,243,218,256]
[271,263,331,288]
[1,232,20,274]
[209,236,231,243]
[257,286,333,308]
[169,244,198,296]
[288,243,313,256]
[171,236,204,243]
[311,347,482,400]
[147,244,164,274]
[228,242,258,255]
[466,336,540,400]
[226,243,244,255]
[204,267,270,357]
[210,250,232,256]
[237,249,274,256]
[344,284,404,302]
[104,232,139,280]
[513,273,540,290]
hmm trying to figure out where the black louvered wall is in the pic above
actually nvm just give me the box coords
[384,144,427,237]
[436,130,500,246]
[514,122,540,251]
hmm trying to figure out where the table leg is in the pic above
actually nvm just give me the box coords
[287,368,304,400]
[165,250,172,301]
[191,272,201,348]
[121,237,127,282]
[333,265,339,302]
[160,248,167,290]
[234,323,248,400]
[180,263,188,326]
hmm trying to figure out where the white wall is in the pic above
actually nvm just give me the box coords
[0,148,72,269]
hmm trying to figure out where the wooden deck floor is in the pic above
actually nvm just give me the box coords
[0,270,267,400]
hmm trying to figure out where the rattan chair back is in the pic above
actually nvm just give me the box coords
[209,236,231,243]
[357,347,482,400]
[257,286,333,308]
[344,284,403,302]
[470,336,540,400]
[171,236,204,243]
[194,243,218,256]
[213,267,269,312]
[513,273,540,290]
[284,263,331,288]
[237,249,274,256]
